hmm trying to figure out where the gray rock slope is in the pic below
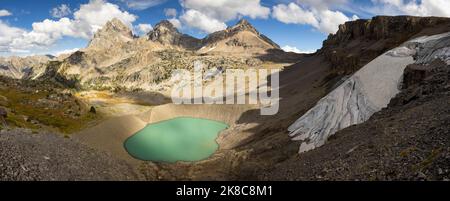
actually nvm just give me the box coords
[0,129,142,181]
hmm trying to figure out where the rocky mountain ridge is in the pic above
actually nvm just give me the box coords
[28,18,288,91]
[148,20,202,50]
[146,19,280,53]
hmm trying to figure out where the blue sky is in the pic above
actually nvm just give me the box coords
[0,0,449,56]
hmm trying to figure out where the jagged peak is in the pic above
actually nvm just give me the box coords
[88,18,133,49]
[235,19,251,27]
[148,20,181,42]
[230,18,257,32]
[152,20,179,33]
[101,18,132,34]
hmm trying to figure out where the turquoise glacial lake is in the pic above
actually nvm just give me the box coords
[124,117,229,163]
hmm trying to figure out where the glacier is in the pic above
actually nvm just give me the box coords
[288,32,450,153]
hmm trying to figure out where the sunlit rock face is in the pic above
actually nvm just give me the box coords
[288,32,450,153]
[87,18,134,50]
[0,55,52,79]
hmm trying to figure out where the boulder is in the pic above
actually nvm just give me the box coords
[402,63,434,89]
[89,106,96,114]
[0,107,7,118]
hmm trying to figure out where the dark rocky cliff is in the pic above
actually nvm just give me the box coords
[320,16,450,75]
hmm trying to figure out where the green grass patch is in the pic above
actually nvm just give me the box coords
[0,88,98,134]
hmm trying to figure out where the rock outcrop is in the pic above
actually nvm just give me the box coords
[320,16,450,75]
[0,55,53,79]
[87,18,134,50]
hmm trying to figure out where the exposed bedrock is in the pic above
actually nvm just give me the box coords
[0,55,52,79]
[320,16,450,75]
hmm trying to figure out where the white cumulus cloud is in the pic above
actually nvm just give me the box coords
[282,45,316,54]
[121,0,167,10]
[272,2,357,34]
[370,0,450,17]
[272,3,319,26]
[297,0,350,10]
[0,9,12,17]
[0,20,26,53]
[1,0,137,54]
[164,8,180,29]
[181,0,270,21]
[316,10,358,34]
[180,9,227,33]
[164,8,177,18]
[54,48,80,56]
[168,18,182,30]
[177,0,270,33]
[51,4,72,18]
[135,23,153,35]
[73,0,137,35]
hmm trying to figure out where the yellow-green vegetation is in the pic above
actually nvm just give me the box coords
[259,62,291,70]
[0,88,98,134]
[413,148,442,171]
[400,146,417,157]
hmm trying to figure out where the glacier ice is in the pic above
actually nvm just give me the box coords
[288,32,450,154]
